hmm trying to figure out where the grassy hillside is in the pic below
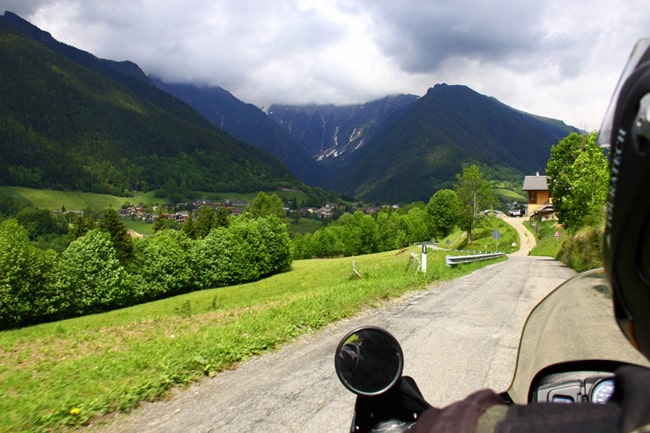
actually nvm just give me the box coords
[439,217,519,253]
[0,186,321,213]
[0,246,502,433]
[527,220,566,258]
[0,186,157,212]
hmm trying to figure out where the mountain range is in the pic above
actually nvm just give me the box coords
[158,78,578,202]
[1,11,579,204]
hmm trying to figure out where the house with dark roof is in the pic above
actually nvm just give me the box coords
[522,173,554,220]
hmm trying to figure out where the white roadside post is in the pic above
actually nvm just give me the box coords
[421,244,427,273]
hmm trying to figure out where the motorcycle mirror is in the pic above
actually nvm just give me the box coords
[334,326,404,396]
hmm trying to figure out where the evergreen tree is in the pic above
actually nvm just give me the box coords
[215,203,230,228]
[195,205,217,238]
[98,208,134,264]
[182,211,199,239]
[68,213,96,242]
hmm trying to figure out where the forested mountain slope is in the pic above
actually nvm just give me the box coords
[0,12,301,196]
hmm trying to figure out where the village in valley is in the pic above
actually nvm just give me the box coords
[116,198,393,227]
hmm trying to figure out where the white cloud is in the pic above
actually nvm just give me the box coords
[4,0,650,130]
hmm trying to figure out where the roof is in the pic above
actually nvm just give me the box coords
[522,175,548,191]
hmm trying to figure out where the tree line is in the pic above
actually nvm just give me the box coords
[0,207,291,330]
[291,165,496,259]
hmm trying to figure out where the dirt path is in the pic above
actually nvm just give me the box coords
[502,216,536,256]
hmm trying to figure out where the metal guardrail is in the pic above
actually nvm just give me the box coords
[445,252,505,266]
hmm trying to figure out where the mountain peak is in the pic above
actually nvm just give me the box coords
[1,11,148,82]
[1,10,47,36]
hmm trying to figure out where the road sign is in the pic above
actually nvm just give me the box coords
[554,231,560,238]
[492,229,501,252]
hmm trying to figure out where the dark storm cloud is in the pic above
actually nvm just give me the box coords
[2,0,48,16]
[361,0,561,73]
[3,0,650,129]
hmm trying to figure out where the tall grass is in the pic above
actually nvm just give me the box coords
[0,247,500,433]
[526,219,604,271]
[558,225,605,271]
[440,217,519,254]
[527,220,566,258]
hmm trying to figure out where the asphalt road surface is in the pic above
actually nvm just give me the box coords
[89,253,575,433]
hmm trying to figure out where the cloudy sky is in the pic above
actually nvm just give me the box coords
[4,0,650,130]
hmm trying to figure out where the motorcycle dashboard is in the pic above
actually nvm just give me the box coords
[533,370,615,404]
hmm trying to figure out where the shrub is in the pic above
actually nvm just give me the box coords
[255,215,292,275]
[559,225,604,272]
[131,229,194,301]
[0,219,56,328]
[50,229,133,316]
[191,227,241,288]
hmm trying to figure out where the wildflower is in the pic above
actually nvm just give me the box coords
[69,407,81,416]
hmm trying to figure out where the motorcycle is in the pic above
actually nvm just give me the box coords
[334,268,650,433]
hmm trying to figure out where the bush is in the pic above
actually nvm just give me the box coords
[50,229,133,317]
[559,225,604,272]
[255,216,292,275]
[131,229,194,301]
[0,219,56,328]
[191,227,243,288]
[1,213,293,328]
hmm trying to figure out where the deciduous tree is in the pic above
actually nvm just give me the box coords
[427,189,460,238]
[248,192,286,218]
[454,165,495,245]
[131,230,193,300]
[546,132,608,231]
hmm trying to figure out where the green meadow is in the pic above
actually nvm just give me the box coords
[0,247,502,433]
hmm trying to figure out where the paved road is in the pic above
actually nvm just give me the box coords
[88,255,574,433]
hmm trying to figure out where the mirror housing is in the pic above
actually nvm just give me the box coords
[334,326,404,396]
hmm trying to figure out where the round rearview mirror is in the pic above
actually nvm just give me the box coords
[334,326,404,396]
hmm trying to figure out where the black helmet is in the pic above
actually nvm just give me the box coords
[600,38,650,359]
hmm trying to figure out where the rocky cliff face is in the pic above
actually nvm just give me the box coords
[267,94,418,164]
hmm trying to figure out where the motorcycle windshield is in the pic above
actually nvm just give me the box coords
[507,268,650,403]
